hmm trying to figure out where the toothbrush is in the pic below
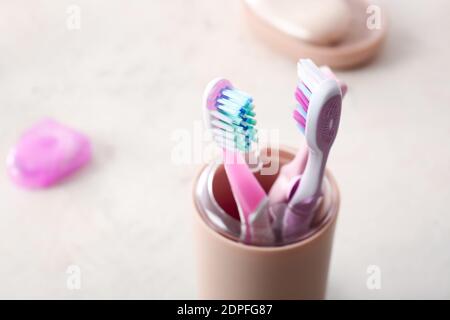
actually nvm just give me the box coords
[268,145,308,205]
[320,65,347,97]
[268,65,346,205]
[283,59,342,237]
[203,78,273,244]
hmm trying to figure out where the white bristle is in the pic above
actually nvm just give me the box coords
[213,134,247,150]
[210,110,234,125]
[298,59,327,93]
[217,98,241,112]
[298,62,318,92]
[222,89,251,106]
[211,119,233,132]
[303,59,326,82]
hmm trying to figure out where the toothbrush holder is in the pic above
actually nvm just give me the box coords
[192,147,340,299]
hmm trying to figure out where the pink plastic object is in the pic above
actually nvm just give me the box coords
[203,78,272,244]
[205,80,267,219]
[268,65,346,206]
[7,119,92,188]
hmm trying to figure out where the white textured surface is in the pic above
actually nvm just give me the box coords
[0,0,449,299]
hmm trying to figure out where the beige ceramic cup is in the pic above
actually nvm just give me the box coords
[193,147,340,299]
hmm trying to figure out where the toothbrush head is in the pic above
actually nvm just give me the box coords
[294,59,342,153]
[203,78,257,153]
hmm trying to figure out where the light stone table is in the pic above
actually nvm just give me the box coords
[0,0,449,299]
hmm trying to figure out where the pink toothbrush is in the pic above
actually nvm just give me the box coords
[268,65,346,206]
[203,78,273,244]
[283,59,342,238]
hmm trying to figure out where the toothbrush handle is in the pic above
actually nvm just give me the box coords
[283,149,328,237]
[223,149,273,244]
[222,149,267,221]
[268,146,308,204]
[283,145,309,178]
[291,149,327,205]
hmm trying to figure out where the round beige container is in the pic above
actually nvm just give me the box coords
[241,0,388,69]
[192,147,340,299]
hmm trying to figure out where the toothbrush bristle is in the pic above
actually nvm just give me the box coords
[295,87,309,112]
[293,59,327,133]
[293,110,306,128]
[211,87,257,152]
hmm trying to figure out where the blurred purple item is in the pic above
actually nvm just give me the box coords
[7,119,92,188]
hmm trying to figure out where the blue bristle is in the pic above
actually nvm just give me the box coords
[297,123,305,135]
[297,105,307,119]
[214,87,257,152]
[298,81,312,99]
